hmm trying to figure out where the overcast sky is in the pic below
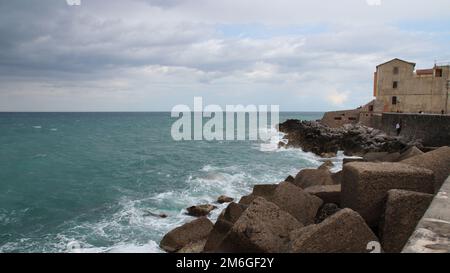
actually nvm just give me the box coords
[0,0,449,111]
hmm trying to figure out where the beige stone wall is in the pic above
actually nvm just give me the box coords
[321,109,360,128]
[375,59,450,114]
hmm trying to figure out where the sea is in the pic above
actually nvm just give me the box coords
[0,112,347,253]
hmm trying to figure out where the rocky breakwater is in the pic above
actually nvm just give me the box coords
[278,119,421,157]
[159,146,450,253]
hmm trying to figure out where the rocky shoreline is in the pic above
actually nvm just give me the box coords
[159,120,450,253]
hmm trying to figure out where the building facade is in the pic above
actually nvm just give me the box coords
[321,59,450,128]
[374,58,450,114]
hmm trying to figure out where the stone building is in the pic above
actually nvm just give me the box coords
[321,59,450,128]
[374,58,450,114]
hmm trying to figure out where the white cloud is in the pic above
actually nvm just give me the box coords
[0,0,449,111]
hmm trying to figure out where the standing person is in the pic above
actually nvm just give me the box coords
[395,122,402,136]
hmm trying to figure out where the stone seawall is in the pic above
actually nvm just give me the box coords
[403,175,450,253]
[380,113,450,147]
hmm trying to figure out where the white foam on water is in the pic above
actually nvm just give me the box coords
[32,126,42,129]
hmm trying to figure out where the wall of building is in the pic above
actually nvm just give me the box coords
[380,113,450,147]
[375,59,450,114]
[320,109,360,128]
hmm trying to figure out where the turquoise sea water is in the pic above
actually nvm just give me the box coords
[0,112,334,253]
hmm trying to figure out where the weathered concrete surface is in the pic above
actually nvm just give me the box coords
[341,162,435,226]
[380,190,433,253]
[289,209,378,253]
[403,176,450,253]
[271,182,323,225]
[219,197,302,253]
[305,184,341,205]
[402,146,450,192]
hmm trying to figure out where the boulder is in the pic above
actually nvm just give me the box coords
[218,197,302,253]
[293,168,335,189]
[177,240,207,253]
[315,203,341,223]
[402,146,450,192]
[238,184,278,205]
[320,152,336,158]
[380,190,433,253]
[238,194,257,206]
[186,204,217,217]
[318,160,334,170]
[341,162,434,227]
[285,175,295,182]
[289,209,379,253]
[160,217,213,253]
[305,184,341,205]
[143,210,168,218]
[271,182,323,225]
[217,195,234,204]
[252,184,278,199]
[203,202,246,252]
[397,146,424,161]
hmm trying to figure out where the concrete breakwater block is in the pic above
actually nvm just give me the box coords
[203,202,246,252]
[305,184,341,206]
[341,162,434,227]
[271,182,323,225]
[293,168,335,189]
[289,208,378,253]
[218,197,303,253]
[402,146,450,192]
[380,190,433,253]
[160,217,213,253]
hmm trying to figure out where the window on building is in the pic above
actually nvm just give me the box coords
[393,67,399,75]
[334,117,342,121]
[392,96,397,105]
[435,69,443,77]
[393,81,398,89]
[348,117,357,121]
[369,105,374,112]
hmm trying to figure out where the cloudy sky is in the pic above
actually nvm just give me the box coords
[0,0,449,111]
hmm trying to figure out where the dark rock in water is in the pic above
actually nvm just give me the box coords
[186,204,217,217]
[341,162,434,227]
[278,119,416,156]
[293,168,335,189]
[402,146,450,192]
[218,197,302,253]
[285,175,295,182]
[315,203,341,223]
[289,209,379,253]
[380,190,433,253]
[203,202,247,252]
[305,184,341,206]
[143,210,168,218]
[320,152,336,158]
[271,182,323,225]
[160,217,213,253]
[318,160,334,170]
[217,195,234,204]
